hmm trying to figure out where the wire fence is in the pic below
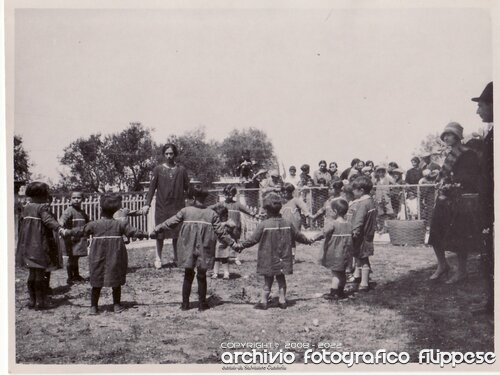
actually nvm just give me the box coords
[15,184,438,244]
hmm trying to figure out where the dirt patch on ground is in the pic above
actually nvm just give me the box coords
[14,241,493,364]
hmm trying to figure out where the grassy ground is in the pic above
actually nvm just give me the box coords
[14,240,493,364]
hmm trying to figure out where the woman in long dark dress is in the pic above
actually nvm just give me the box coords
[428,122,481,284]
[141,144,190,269]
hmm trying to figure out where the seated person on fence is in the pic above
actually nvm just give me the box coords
[150,186,236,312]
[349,176,377,292]
[233,193,313,310]
[311,198,353,301]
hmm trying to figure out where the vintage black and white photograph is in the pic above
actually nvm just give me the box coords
[5,0,497,372]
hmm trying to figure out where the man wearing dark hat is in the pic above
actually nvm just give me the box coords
[472,82,494,314]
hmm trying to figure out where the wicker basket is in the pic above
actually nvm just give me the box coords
[386,220,426,246]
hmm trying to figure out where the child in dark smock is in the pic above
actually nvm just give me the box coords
[67,194,147,315]
[16,182,66,310]
[311,198,353,300]
[234,193,313,310]
[280,183,312,263]
[150,187,236,311]
[210,203,238,280]
[350,176,377,292]
[59,191,89,285]
[213,185,256,274]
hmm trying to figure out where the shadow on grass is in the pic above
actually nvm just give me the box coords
[350,254,493,357]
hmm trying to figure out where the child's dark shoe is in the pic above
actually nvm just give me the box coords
[180,302,190,311]
[198,302,210,312]
[89,306,99,315]
[254,303,268,310]
[358,285,370,292]
[113,304,125,313]
[278,302,287,309]
[73,275,85,283]
[323,288,337,300]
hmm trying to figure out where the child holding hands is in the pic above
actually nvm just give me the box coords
[234,193,313,310]
[311,198,353,300]
[150,187,236,311]
[16,182,67,310]
[59,191,89,284]
[350,176,377,292]
[66,194,148,315]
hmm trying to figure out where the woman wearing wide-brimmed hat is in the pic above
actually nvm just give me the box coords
[428,122,481,284]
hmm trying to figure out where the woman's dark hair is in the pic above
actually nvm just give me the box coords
[388,162,399,169]
[329,161,338,168]
[300,164,310,172]
[411,156,420,164]
[162,143,178,157]
[352,176,373,193]
[351,158,361,167]
[318,160,327,167]
[365,160,374,167]
[223,185,238,197]
[100,194,122,217]
[331,198,349,217]
[25,182,50,199]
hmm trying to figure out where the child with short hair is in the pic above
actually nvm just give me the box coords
[312,180,343,228]
[350,176,377,292]
[218,185,257,267]
[210,203,238,280]
[280,183,312,263]
[67,194,147,315]
[150,186,236,311]
[311,198,353,300]
[16,182,66,310]
[234,193,313,310]
[59,191,89,285]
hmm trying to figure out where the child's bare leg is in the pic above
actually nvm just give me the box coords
[221,258,230,279]
[276,274,287,307]
[353,257,362,282]
[212,260,220,279]
[359,258,370,290]
[172,238,178,264]
[255,276,273,310]
[155,239,164,269]
[430,246,450,280]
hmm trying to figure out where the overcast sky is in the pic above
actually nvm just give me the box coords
[14,7,492,181]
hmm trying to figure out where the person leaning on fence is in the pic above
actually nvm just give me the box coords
[150,186,236,312]
[349,176,377,292]
[233,193,313,310]
[59,191,89,285]
[427,122,481,285]
[313,160,332,186]
[16,182,67,310]
[310,198,353,301]
[405,157,423,185]
[280,183,313,263]
[66,194,148,315]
